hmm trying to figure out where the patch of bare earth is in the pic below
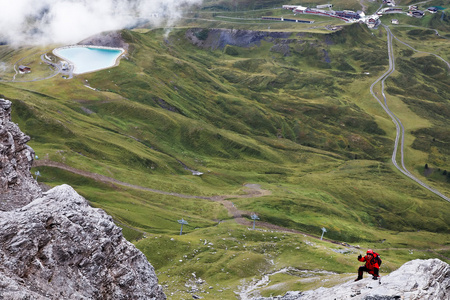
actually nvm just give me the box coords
[33,160,357,248]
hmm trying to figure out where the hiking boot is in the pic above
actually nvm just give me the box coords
[372,276,379,280]
[354,278,362,281]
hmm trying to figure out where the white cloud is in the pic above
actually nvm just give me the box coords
[0,62,8,72]
[0,0,203,46]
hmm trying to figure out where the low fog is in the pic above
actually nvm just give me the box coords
[0,0,203,46]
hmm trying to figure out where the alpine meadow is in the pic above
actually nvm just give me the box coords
[0,0,449,298]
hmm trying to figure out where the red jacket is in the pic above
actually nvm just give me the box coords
[359,254,380,271]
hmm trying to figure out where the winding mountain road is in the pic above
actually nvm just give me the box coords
[394,24,450,41]
[369,25,449,202]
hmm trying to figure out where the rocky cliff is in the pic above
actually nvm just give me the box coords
[78,31,129,51]
[0,98,41,210]
[254,258,449,300]
[0,184,166,299]
[186,28,292,50]
[0,98,165,299]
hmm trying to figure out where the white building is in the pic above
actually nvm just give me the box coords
[317,4,333,8]
[282,5,298,10]
[60,61,69,71]
[293,6,308,13]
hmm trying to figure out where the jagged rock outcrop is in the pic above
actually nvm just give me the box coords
[186,28,291,50]
[0,184,166,299]
[0,98,165,298]
[254,259,449,300]
[78,31,129,51]
[0,98,41,210]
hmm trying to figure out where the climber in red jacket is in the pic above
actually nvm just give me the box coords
[355,249,380,281]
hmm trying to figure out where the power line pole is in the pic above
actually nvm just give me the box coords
[178,218,188,235]
[251,213,260,230]
[320,227,327,240]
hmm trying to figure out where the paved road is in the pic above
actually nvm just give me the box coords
[393,24,450,41]
[369,25,449,202]
[390,31,450,68]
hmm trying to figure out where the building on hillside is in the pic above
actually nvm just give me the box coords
[384,0,396,6]
[261,16,314,23]
[283,4,360,23]
[336,11,361,19]
[409,5,418,10]
[409,10,424,18]
[293,6,308,14]
[18,65,31,73]
[282,5,299,10]
[366,17,380,28]
[317,4,333,8]
[60,61,69,71]
[427,7,438,13]
[391,19,399,24]
[283,18,314,23]
[378,7,403,15]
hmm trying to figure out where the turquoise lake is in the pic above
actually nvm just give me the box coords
[53,46,124,74]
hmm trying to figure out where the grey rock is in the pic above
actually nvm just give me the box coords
[253,259,449,300]
[0,97,164,299]
[186,29,291,50]
[0,98,41,210]
[0,271,49,300]
[0,184,166,299]
[78,31,129,51]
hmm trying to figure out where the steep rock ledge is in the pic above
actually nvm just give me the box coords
[0,98,41,210]
[0,184,166,299]
[255,259,449,300]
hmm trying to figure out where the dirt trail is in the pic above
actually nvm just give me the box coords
[33,159,352,247]
[38,160,448,255]
[34,159,211,199]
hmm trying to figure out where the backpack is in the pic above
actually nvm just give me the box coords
[374,252,382,266]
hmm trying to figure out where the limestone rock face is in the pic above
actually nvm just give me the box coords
[254,259,449,300]
[0,184,166,299]
[0,98,41,210]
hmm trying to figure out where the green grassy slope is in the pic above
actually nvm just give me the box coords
[0,2,449,298]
